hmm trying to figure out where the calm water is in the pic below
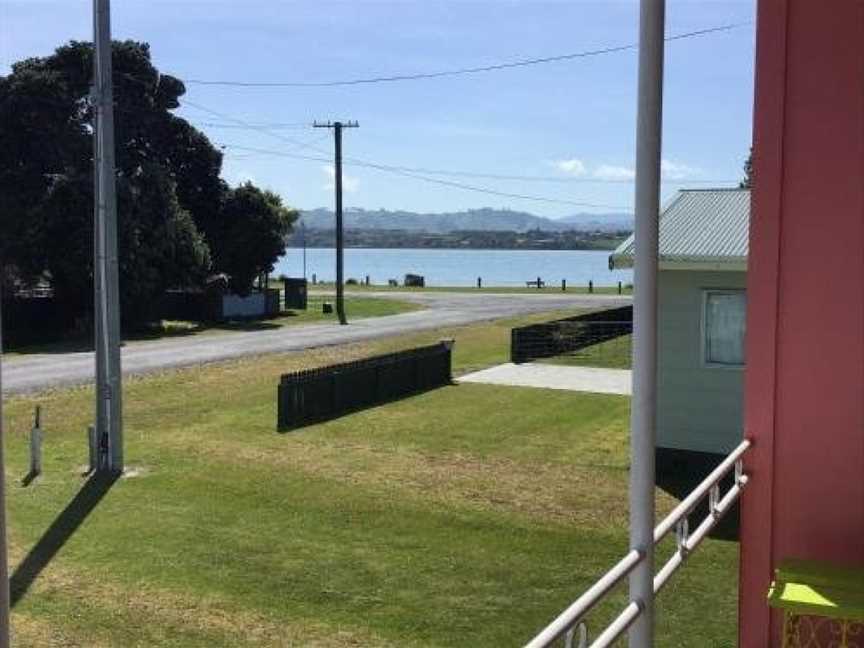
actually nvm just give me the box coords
[274,248,632,287]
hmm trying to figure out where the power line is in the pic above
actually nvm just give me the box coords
[180,99,328,153]
[197,121,312,130]
[217,142,736,187]
[181,103,613,208]
[217,143,632,210]
[183,22,750,88]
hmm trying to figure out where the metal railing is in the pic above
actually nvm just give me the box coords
[525,438,752,648]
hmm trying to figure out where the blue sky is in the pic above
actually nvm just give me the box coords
[1,0,756,218]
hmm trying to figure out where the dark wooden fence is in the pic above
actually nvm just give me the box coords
[156,291,222,322]
[278,341,453,430]
[1,297,71,346]
[156,289,280,322]
[511,306,633,364]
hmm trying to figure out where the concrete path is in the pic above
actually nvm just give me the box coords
[459,362,632,396]
[4,291,629,394]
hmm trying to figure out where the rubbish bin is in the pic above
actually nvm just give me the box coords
[283,277,308,310]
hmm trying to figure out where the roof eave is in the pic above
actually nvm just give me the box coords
[609,254,747,272]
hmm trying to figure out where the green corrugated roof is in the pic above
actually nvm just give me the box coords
[609,188,750,270]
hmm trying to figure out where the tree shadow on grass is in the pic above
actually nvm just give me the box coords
[10,471,118,607]
[208,320,283,332]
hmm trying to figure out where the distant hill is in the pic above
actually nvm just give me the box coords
[557,212,634,231]
[298,207,632,234]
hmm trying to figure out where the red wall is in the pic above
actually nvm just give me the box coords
[741,1,864,644]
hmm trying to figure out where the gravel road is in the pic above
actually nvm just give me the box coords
[3,291,630,394]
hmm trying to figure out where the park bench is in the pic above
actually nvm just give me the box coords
[767,558,864,647]
[525,279,545,288]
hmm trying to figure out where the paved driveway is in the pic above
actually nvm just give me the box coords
[3,291,629,394]
[459,362,632,395]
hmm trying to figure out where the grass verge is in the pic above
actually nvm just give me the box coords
[3,314,736,646]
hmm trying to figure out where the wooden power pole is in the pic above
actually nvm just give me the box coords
[313,120,358,326]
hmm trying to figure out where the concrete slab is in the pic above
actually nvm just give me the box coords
[458,362,631,396]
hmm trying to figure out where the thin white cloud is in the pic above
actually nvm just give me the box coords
[589,159,700,182]
[593,164,636,181]
[660,159,700,180]
[322,165,359,193]
[554,158,587,176]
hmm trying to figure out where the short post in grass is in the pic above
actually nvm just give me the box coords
[98,428,110,472]
[588,279,594,294]
[30,406,43,477]
[561,279,566,292]
[536,276,541,290]
[618,280,623,295]
[365,275,370,286]
[477,277,482,289]
[312,273,317,285]
[88,425,98,473]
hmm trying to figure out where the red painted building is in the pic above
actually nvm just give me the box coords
[740,0,864,644]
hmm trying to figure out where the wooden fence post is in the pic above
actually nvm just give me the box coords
[30,406,42,477]
[88,424,97,473]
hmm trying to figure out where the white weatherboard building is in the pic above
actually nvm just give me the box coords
[610,188,749,478]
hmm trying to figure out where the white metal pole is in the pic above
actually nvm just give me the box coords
[628,0,665,646]
[93,0,123,473]
[0,287,12,647]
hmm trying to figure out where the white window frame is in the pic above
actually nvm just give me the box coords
[701,289,746,369]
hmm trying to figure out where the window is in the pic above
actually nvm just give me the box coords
[703,290,746,366]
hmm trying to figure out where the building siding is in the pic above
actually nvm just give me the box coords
[657,269,745,454]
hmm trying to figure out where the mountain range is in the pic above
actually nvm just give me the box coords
[297,207,633,234]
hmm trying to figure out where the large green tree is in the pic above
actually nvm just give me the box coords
[740,148,753,189]
[0,40,295,325]
[217,183,298,295]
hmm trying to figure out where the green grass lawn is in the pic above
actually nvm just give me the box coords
[5,295,421,357]
[2,315,737,646]
[541,334,634,370]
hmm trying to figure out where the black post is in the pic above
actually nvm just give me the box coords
[537,276,541,290]
[315,120,358,325]
[301,221,307,279]
[589,280,594,294]
[477,277,482,289]
[562,279,566,292]
[334,123,346,325]
[618,280,623,295]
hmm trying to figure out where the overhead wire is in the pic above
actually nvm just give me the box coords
[215,143,632,210]
[182,22,750,88]
[214,142,735,188]
[110,19,750,209]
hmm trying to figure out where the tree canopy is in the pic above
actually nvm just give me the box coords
[740,148,753,189]
[0,40,296,325]
[216,184,297,294]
